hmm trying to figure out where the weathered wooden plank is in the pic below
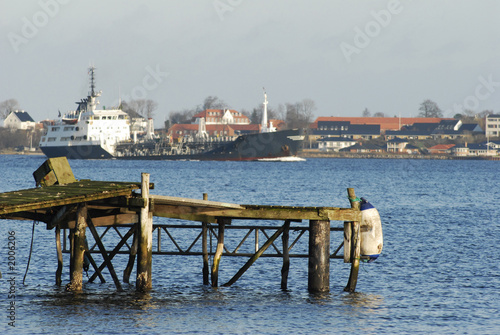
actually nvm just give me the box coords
[153,203,360,222]
[63,213,139,229]
[0,181,141,215]
[151,195,244,210]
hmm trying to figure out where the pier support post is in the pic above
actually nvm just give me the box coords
[344,188,361,293]
[66,204,87,292]
[137,173,153,292]
[308,220,330,293]
[69,229,74,280]
[281,220,291,290]
[202,193,210,285]
[211,219,228,287]
[55,226,63,286]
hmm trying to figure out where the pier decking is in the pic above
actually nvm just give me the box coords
[0,157,367,293]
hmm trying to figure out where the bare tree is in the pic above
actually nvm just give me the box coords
[0,99,20,119]
[418,99,443,118]
[283,99,316,129]
[373,112,385,117]
[299,98,316,125]
[120,101,141,118]
[362,108,371,117]
[169,109,196,124]
[168,96,229,125]
[203,96,227,110]
[144,100,158,119]
[122,99,158,119]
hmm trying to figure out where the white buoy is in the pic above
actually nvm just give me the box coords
[360,197,383,262]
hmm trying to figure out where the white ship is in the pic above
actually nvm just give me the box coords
[39,68,305,161]
[39,67,132,159]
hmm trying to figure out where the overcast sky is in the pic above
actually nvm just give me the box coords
[1,0,500,125]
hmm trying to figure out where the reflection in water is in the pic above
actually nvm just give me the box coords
[340,292,385,313]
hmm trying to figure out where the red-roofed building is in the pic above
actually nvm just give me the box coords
[193,109,250,125]
[427,144,455,154]
[168,108,279,141]
[269,119,286,131]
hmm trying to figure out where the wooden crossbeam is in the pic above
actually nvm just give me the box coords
[86,216,122,291]
[88,225,136,283]
[152,202,360,223]
[223,224,286,287]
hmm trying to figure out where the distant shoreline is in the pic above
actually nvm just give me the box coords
[0,149,44,156]
[298,150,500,161]
[1,149,497,161]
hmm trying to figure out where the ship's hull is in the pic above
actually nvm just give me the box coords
[40,144,114,159]
[116,129,304,161]
[40,129,304,161]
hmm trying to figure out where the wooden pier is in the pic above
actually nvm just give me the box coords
[0,157,366,293]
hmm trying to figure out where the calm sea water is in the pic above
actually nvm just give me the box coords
[0,155,499,334]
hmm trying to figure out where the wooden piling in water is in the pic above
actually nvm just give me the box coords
[308,220,330,293]
[202,193,210,285]
[69,229,74,281]
[344,188,361,293]
[281,220,291,290]
[137,173,153,292]
[66,204,87,292]
[55,226,63,286]
[211,219,227,287]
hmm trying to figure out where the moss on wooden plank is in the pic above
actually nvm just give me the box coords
[0,181,142,215]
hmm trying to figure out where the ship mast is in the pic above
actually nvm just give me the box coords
[261,88,269,133]
[86,66,101,112]
[261,88,275,133]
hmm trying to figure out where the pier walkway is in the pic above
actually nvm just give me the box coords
[0,157,365,293]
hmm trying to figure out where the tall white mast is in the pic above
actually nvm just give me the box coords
[261,87,268,133]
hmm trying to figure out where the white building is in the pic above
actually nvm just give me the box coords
[485,114,500,137]
[317,137,356,152]
[387,137,409,153]
[192,109,250,125]
[3,110,36,130]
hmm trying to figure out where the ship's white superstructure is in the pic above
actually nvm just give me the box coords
[39,67,131,159]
